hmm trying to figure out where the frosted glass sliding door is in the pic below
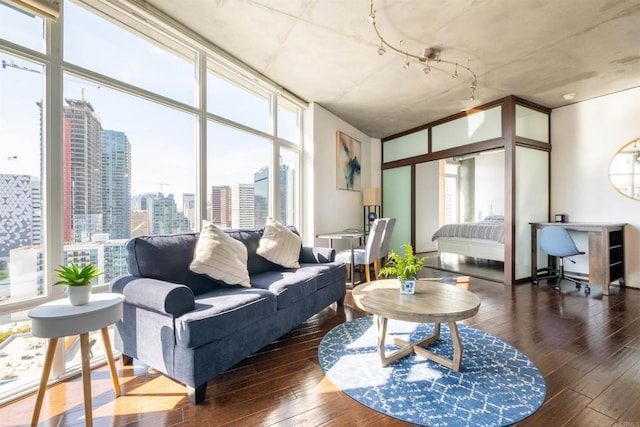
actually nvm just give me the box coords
[415,162,440,253]
[383,166,412,254]
[515,147,549,279]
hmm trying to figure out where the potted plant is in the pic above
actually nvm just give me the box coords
[379,243,425,294]
[54,263,101,306]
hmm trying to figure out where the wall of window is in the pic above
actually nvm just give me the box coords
[0,0,303,403]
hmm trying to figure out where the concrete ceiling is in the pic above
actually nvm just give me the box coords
[146,0,640,139]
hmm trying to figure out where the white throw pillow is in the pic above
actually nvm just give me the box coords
[257,217,301,268]
[189,221,251,287]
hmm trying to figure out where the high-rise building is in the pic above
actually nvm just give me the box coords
[254,167,268,228]
[209,186,232,228]
[280,163,296,225]
[0,174,41,257]
[102,239,129,283]
[101,130,131,239]
[131,192,190,235]
[182,193,195,230]
[252,163,295,227]
[63,99,103,243]
[150,194,190,234]
[232,184,255,229]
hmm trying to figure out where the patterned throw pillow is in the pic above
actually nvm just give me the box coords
[189,220,250,287]
[257,217,302,268]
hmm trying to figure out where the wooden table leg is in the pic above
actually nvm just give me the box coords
[31,337,58,427]
[449,321,463,371]
[100,327,121,396]
[375,316,415,367]
[375,315,388,366]
[79,333,93,427]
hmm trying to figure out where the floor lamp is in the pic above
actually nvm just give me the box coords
[363,187,381,241]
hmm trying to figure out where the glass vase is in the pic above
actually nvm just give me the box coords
[399,277,416,294]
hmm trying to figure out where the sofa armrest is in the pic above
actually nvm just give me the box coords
[300,246,335,263]
[111,275,195,317]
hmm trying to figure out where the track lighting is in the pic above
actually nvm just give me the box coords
[368,0,478,102]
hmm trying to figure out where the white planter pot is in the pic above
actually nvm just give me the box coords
[68,285,91,306]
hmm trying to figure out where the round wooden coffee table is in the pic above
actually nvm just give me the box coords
[351,279,480,371]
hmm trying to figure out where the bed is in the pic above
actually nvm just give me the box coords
[431,215,505,262]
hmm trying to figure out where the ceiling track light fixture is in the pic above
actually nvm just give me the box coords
[367,0,478,102]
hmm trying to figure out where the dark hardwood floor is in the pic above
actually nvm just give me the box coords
[3,269,640,426]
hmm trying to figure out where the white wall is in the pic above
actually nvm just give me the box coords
[303,103,380,250]
[551,86,640,289]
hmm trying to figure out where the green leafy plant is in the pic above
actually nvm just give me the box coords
[379,243,425,281]
[53,263,101,286]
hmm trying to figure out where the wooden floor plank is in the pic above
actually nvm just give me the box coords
[588,358,640,419]
[2,268,640,426]
[564,407,616,427]
[516,389,591,426]
[571,347,640,399]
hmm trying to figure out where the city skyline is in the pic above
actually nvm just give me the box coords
[0,0,302,402]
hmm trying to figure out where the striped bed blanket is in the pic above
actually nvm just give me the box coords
[431,219,505,243]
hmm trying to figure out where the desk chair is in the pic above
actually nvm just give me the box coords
[534,227,590,294]
[336,218,385,283]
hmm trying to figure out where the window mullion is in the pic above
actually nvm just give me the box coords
[196,49,207,231]
[271,96,279,221]
[45,0,66,377]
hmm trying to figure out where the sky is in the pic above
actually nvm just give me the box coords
[0,0,293,205]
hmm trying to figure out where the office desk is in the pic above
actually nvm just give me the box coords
[316,230,363,285]
[530,222,626,295]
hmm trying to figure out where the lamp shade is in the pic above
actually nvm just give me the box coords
[363,187,381,206]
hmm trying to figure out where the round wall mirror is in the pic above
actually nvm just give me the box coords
[609,137,640,199]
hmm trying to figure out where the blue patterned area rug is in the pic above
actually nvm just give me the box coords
[318,316,545,426]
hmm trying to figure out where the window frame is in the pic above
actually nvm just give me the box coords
[0,0,305,403]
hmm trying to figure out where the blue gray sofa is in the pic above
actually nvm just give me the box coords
[110,228,346,404]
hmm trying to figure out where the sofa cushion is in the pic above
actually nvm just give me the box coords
[224,229,281,276]
[189,221,250,287]
[296,262,346,290]
[175,287,276,348]
[250,269,317,309]
[257,217,301,268]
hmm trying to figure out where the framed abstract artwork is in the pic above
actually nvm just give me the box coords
[336,131,361,191]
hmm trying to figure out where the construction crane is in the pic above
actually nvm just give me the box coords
[1,59,42,73]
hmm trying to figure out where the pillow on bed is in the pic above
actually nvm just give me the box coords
[483,215,504,221]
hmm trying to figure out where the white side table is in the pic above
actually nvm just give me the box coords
[28,293,125,427]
